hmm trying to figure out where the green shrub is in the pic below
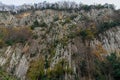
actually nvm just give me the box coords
[0,68,17,80]
[62,17,71,25]
[46,59,72,79]
[5,39,14,46]
[107,53,120,79]
[98,21,120,33]
[0,39,5,48]
[27,57,45,80]
[80,29,95,40]
[70,14,78,20]
[40,22,48,27]
[81,5,91,11]
[65,18,71,23]
[94,53,120,80]
[32,35,38,39]
[31,20,39,29]
[31,20,48,29]
[53,16,59,21]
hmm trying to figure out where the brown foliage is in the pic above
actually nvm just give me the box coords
[92,43,107,60]
[0,26,32,46]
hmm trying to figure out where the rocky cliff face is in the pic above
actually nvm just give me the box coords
[91,27,120,55]
[0,7,120,80]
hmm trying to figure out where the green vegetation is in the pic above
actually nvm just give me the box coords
[50,48,56,57]
[46,59,72,80]
[81,5,91,11]
[106,53,120,80]
[39,22,48,27]
[61,17,71,25]
[0,68,17,80]
[31,20,39,29]
[98,21,120,33]
[31,20,48,29]
[27,57,72,80]
[0,39,5,48]
[53,16,59,21]
[27,2,115,12]
[27,57,45,80]
[32,34,38,39]
[65,18,71,23]
[72,21,120,41]
[80,29,95,40]
[70,14,78,20]
[77,52,120,80]
[94,53,120,80]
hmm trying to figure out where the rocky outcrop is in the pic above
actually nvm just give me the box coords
[91,27,120,55]
[0,7,119,80]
